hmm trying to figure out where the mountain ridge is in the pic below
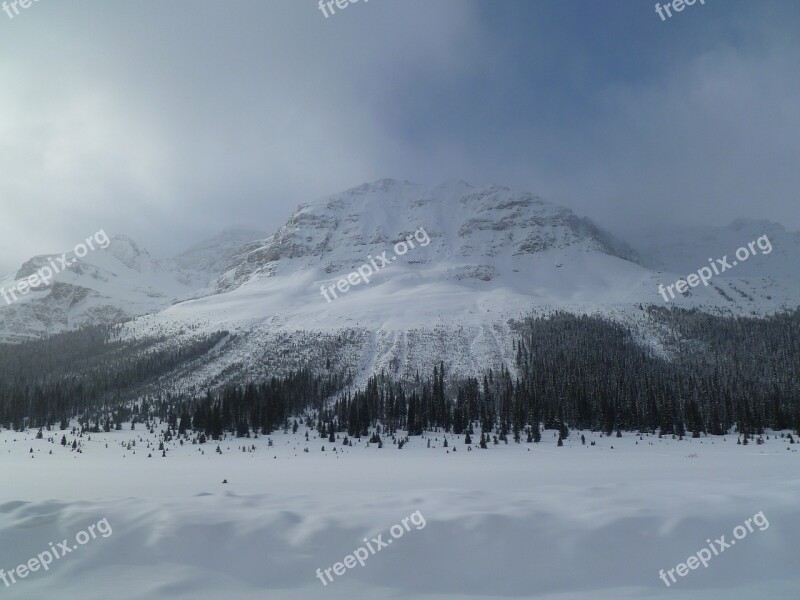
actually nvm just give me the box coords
[2,180,798,391]
[115,180,800,391]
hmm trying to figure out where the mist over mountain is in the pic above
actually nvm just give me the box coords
[174,228,268,278]
[628,219,800,280]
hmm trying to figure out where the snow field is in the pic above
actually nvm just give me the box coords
[1,425,798,599]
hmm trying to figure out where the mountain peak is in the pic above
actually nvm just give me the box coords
[211,180,641,295]
[727,218,786,235]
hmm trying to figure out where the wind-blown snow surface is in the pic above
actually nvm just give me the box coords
[1,426,798,599]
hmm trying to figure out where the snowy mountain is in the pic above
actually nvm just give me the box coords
[3,180,797,382]
[174,228,267,280]
[629,218,800,281]
[211,179,642,291]
[113,179,800,392]
[0,230,263,343]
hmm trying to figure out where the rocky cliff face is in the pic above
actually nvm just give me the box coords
[213,179,640,292]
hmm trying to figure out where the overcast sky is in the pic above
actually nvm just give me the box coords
[1,0,798,274]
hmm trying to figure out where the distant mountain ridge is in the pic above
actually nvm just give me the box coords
[0,230,264,343]
[174,228,267,278]
[629,219,800,281]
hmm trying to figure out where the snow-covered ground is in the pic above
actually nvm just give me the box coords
[1,425,798,599]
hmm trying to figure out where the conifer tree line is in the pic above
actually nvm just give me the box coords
[508,308,800,437]
[0,326,229,430]
[177,371,346,439]
[0,309,798,439]
[311,309,800,439]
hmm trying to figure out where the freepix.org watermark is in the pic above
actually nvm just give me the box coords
[319,226,430,303]
[2,0,42,20]
[657,234,772,303]
[318,0,370,19]
[315,510,426,586]
[0,517,112,589]
[655,0,706,22]
[1,229,110,306]
[658,511,769,587]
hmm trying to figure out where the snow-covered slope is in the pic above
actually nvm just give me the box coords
[174,228,267,281]
[630,218,800,281]
[212,179,641,292]
[0,229,264,343]
[117,180,800,390]
[0,236,200,342]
